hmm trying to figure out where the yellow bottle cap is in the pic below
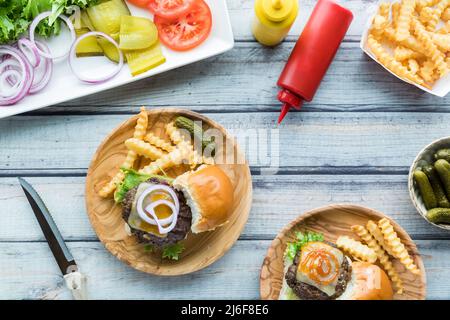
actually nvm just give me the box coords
[261,0,296,22]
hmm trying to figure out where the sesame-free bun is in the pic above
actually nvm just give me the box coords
[349,262,394,300]
[173,165,234,233]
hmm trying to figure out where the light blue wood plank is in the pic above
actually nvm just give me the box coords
[1,113,449,171]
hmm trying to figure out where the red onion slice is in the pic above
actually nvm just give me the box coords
[136,185,180,235]
[29,41,53,94]
[69,31,124,84]
[0,46,34,106]
[0,69,21,96]
[18,38,41,68]
[29,12,76,60]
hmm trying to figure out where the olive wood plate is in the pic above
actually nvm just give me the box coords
[260,204,426,300]
[86,108,252,276]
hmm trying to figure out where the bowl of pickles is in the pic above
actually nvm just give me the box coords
[409,137,450,230]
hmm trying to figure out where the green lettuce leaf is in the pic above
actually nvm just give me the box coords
[162,243,185,261]
[0,0,98,44]
[284,231,324,261]
[114,168,174,203]
[49,0,99,25]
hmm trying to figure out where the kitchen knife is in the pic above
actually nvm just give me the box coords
[18,177,87,300]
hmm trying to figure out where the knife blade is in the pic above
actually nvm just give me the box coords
[18,177,87,300]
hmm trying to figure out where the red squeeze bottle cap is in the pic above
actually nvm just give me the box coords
[276,0,353,123]
[277,89,303,124]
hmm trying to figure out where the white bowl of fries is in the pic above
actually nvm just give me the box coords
[361,0,450,97]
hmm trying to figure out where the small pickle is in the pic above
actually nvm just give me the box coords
[414,170,437,210]
[427,208,450,224]
[75,28,104,57]
[98,35,123,63]
[125,42,166,76]
[87,0,130,36]
[435,159,450,198]
[435,149,450,162]
[80,11,95,31]
[119,16,158,50]
[423,164,450,208]
[175,116,215,152]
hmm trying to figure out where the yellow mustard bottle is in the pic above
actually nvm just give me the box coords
[252,0,299,46]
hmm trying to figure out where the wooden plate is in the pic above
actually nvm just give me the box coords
[85,108,252,276]
[260,204,426,300]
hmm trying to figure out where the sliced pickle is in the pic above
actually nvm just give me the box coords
[87,0,130,36]
[80,11,95,31]
[125,42,166,76]
[119,16,158,50]
[97,34,124,63]
[75,28,104,57]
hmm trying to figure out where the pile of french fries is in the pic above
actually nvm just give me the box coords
[99,107,213,198]
[336,218,420,295]
[367,0,450,89]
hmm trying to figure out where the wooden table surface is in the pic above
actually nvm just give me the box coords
[1,0,450,299]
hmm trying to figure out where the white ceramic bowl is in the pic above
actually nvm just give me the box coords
[409,136,450,230]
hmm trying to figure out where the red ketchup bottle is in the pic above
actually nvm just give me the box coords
[277,0,353,124]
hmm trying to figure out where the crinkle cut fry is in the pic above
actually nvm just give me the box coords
[165,122,188,145]
[351,225,404,294]
[98,107,148,198]
[383,27,427,55]
[443,7,450,20]
[431,33,450,51]
[412,18,448,77]
[336,235,377,263]
[394,46,424,61]
[138,141,193,175]
[426,0,450,31]
[419,60,436,82]
[366,220,397,257]
[396,0,416,41]
[408,59,420,74]
[125,138,165,160]
[144,132,175,152]
[367,34,429,88]
[392,2,401,28]
[378,218,421,275]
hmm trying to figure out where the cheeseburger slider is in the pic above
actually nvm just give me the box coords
[120,165,234,260]
[279,232,393,300]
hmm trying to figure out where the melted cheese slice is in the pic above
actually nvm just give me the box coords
[296,242,344,297]
[128,183,174,237]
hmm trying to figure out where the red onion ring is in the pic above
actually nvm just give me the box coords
[29,12,76,60]
[0,46,34,106]
[29,41,53,94]
[144,200,179,234]
[0,69,21,94]
[18,38,41,68]
[69,31,124,84]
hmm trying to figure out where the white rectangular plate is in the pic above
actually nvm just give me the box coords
[0,0,234,119]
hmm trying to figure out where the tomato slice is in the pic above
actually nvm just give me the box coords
[127,0,150,8]
[154,0,212,51]
[147,0,195,20]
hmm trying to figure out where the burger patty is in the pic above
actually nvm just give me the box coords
[122,178,192,248]
[285,244,352,300]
